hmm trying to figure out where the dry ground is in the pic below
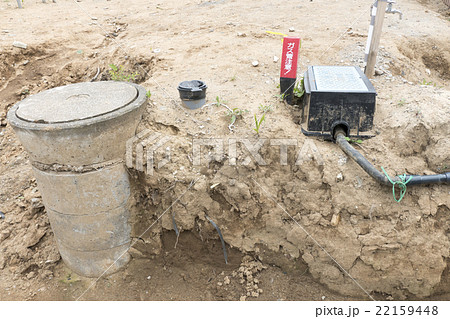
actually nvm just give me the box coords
[0,0,449,301]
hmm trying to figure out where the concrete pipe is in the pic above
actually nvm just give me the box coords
[7,81,147,277]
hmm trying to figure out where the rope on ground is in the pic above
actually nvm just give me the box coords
[381,167,413,203]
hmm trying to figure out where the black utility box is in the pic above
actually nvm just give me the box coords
[301,66,376,139]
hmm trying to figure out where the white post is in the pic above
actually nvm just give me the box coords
[364,0,388,78]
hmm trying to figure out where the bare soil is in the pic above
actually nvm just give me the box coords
[0,0,449,301]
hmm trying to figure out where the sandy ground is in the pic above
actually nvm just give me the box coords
[0,0,449,301]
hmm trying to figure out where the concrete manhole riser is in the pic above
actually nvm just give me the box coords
[7,81,147,277]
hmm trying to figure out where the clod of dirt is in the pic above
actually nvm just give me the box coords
[231,256,266,298]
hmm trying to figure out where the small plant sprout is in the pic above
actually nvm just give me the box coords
[204,96,247,132]
[226,107,248,132]
[209,96,229,108]
[293,77,305,98]
[258,104,273,113]
[397,98,406,106]
[344,137,363,144]
[109,64,139,82]
[421,79,442,88]
[274,93,286,101]
[215,96,220,105]
[146,90,152,99]
[253,113,265,135]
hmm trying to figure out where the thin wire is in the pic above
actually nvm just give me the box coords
[252,177,376,301]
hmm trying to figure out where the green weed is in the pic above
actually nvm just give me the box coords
[214,96,228,107]
[345,137,363,144]
[109,64,139,82]
[258,104,273,113]
[293,78,305,98]
[397,99,406,106]
[421,79,442,88]
[253,114,266,134]
[274,93,286,102]
[226,107,247,125]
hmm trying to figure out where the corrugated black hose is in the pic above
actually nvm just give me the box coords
[334,130,450,186]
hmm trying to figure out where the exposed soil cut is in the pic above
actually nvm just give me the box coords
[0,0,449,301]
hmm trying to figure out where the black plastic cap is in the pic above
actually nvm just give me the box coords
[177,80,207,100]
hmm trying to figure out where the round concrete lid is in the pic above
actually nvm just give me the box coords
[15,82,138,124]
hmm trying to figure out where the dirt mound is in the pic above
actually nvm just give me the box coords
[417,0,450,15]
[393,37,450,84]
[0,43,155,115]
[128,90,449,299]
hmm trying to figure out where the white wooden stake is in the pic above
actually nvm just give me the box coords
[364,0,388,78]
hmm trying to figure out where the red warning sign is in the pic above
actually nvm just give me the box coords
[280,37,300,79]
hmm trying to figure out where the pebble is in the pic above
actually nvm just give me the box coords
[374,69,384,76]
[336,173,344,182]
[252,61,259,67]
[289,27,295,32]
[338,155,347,166]
[0,211,5,219]
[91,16,98,20]
[0,230,10,242]
[224,276,230,285]
[237,32,246,37]
[12,41,27,49]
[273,56,279,63]
[330,213,341,227]
[355,176,363,188]
[147,275,151,280]
[40,270,53,279]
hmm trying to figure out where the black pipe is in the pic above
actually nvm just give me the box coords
[335,132,450,186]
